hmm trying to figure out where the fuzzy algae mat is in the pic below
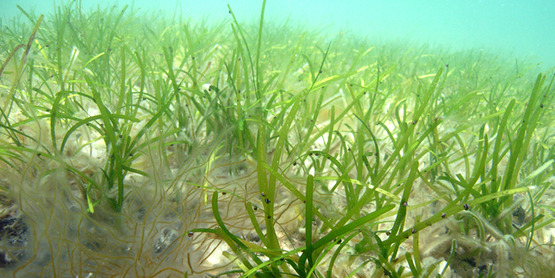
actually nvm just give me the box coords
[0,1,553,277]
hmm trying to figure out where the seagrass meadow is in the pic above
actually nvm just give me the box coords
[0,1,553,277]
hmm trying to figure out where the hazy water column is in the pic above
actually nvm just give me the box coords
[265,0,554,69]
[1,0,554,69]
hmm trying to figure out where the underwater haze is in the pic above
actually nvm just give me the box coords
[2,0,555,71]
[1,0,554,277]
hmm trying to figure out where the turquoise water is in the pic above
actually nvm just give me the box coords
[1,0,554,69]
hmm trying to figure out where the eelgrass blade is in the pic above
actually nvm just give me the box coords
[299,204,395,271]
[190,192,263,273]
[386,186,531,247]
[389,163,417,258]
[262,162,334,230]
[437,240,457,278]
[502,74,545,191]
[85,75,126,211]
[326,232,359,278]
[240,247,305,278]
[305,175,314,268]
